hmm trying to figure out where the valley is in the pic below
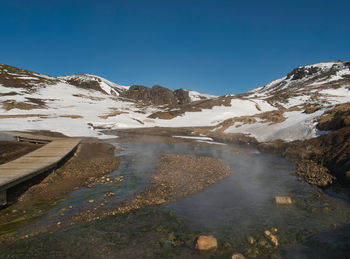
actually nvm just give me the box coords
[0,61,350,258]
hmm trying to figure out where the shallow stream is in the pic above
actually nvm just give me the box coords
[0,139,350,258]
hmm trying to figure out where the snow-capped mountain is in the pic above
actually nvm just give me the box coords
[0,62,349,141]
[247,61,350,107]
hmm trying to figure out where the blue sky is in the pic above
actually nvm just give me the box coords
[1,0,349,95]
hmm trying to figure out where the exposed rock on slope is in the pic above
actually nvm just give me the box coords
[0,64,59,90]
[120,84,191,106]
[59,74,129,96]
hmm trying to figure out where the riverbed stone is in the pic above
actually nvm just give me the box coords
[275,196,292,205]
[247,236,255,244]
[195,235,218,250]
[264,230,279,247]
[232,253,245,259]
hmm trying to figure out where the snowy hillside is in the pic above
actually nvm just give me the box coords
[187,90,217,101]
[0,62,350,142]
[58,74,129,96]
[217,61,350,141]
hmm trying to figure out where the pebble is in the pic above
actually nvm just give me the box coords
[275,196,292,205]
[88,199,95,203]
[264,230,279,247]
[195,235,218,251]
[247,236,255,244]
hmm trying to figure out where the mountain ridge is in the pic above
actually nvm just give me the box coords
[0,61,349,142]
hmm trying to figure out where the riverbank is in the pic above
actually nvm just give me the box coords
[1,136,349,259]
[0,138,119,238]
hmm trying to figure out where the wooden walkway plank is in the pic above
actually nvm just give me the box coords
[0,132,81,205]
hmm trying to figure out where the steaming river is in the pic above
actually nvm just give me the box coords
[1,139,350,258]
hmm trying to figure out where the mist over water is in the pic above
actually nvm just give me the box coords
[112,140,350,258]
[2,138,349,258]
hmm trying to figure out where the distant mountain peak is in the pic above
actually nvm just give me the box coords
[248,61,350,106]
[58,74,129,96]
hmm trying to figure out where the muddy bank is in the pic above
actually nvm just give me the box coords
[0,141,42,165]
[0,140,120,233]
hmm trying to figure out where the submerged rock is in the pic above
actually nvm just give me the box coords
[264,230,279,247]
[275,196,292,205]
[247,236,255,244]
[195,235,218,251]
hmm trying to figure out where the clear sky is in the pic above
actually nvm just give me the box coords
[1,0,349,95]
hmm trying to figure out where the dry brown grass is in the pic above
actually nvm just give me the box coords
[72,94,104,101]
[99,109,127,119]
[0,114,48,119]
[2,100,47,111]
[148,96,234,119]
[148,111,177,120]
[213,109,288,133]
[25,97,46,106]
[256,110,286,124]
[0,91,18,97]
[59,115,84,119]
[303,104,322,114]
[0,114,83,119]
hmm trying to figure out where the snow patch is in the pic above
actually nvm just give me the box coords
[224,109,326,142]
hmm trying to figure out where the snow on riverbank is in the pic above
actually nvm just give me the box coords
[224,109,326,142]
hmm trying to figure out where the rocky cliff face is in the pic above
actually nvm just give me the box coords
[121,85,191,106]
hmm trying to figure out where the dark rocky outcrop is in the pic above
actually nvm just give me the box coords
[286,66,320,80]
[173,89,191,105]
[121,84,191,106]
[0,64,58,89]
[66,78,103,93]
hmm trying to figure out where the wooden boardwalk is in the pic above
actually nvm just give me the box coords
[0,133,81,205]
